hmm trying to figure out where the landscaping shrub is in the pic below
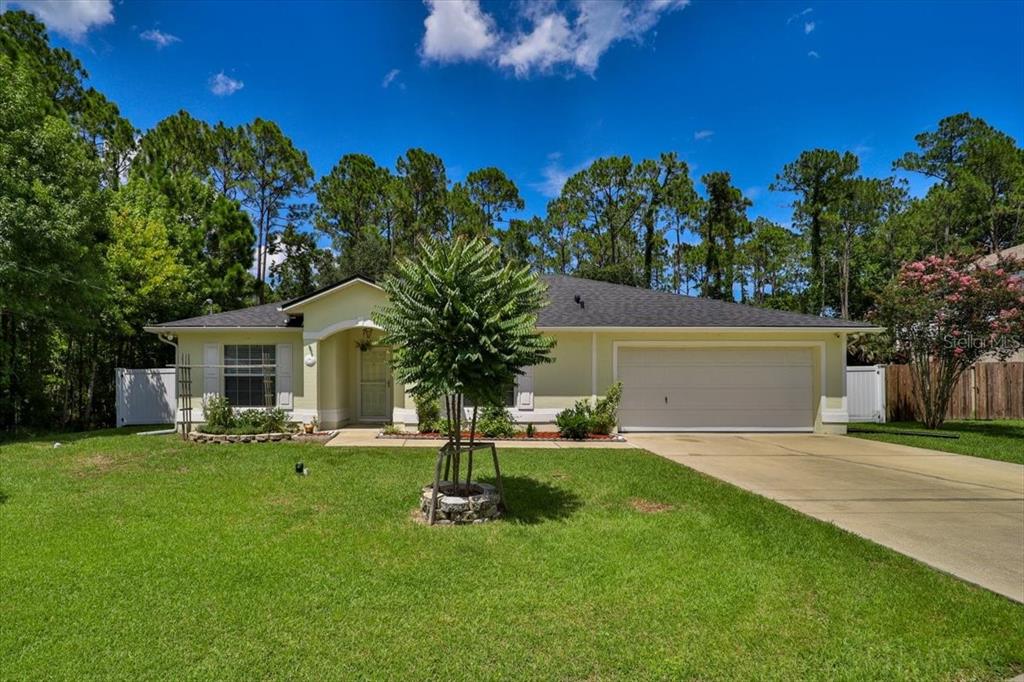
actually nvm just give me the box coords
[203,396,235,431]
[415,396,443,434]
[263,407,289,433]
[477,405,518,438]
[555,383,623,438]
[590,382,622,435]
[199,400,291,435]
[556,400,593,440]
[236,409,266,432]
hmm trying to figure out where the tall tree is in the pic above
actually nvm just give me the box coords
[771,149,859,313]
[270,223,338,300]
[895,113,1024,253]
[0,47,108,427]
[698,172,751,300]
[833,177,906,319]
[558,156,643,283]
[741,218,804,306]
[202,195,257,310]
[499,217,545,267]
[237,119,313,302]
[395,148,449,247]
[314,153,394,275]
[462,167,524,235]
[634,153,698,289]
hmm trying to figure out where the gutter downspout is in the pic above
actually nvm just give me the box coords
[156,333,180,429]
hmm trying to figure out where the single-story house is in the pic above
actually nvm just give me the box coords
[145,275,878,434]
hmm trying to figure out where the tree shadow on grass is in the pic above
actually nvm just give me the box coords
[477,475,582,524]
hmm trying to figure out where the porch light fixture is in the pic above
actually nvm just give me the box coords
[304,353,316,367]
[355,329,373,352]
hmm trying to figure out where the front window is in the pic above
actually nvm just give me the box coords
[224,345,276,407]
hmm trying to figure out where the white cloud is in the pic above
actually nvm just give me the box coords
[786,7,812,24]
[498,13,574,76]
[139,28,180,49]
[424,0,689,77]
[15,0,113,41]
[804,21,815,34]
[421,0,498,63]
[532,153,593,198]
[807,50,820,58]
[252,244,286,279]
[209,72,244,96]
[381,68,401,88]
[693,129,714,141]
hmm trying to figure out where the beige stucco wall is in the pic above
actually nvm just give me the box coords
[173,329,308,418]
[531,329,847,433]
[164,282,849,433]
[289,282,389,336]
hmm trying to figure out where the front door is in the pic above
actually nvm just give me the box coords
[359,347,390,421]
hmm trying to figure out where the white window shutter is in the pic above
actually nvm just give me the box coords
[203,344,220,401]
[516,365,534,411]
[276,343,293,409]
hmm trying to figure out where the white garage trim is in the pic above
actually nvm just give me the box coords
[613,341,826,432]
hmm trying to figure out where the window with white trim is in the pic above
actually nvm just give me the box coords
[224,345,276,407]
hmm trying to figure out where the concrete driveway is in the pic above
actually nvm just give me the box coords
[628,433,1024,602]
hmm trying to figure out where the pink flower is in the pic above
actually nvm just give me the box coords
[953,347,965,356]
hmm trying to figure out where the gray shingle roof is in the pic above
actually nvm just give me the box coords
[149,275,876,330]
[536,275,875,328]
[149,302,298,329]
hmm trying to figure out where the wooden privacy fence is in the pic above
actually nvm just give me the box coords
[885,362,1024,421]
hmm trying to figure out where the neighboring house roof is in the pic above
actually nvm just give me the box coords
[147,302,299,330]
[537,275,875,329]
[146,274,877,332]
[975,243,1024,269]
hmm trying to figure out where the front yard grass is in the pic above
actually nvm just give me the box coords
[850,419,1024,465]
[1,430,1021,680]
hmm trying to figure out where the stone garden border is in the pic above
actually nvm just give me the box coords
[189,431,295,444]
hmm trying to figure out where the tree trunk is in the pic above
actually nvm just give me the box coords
[643,211,656,289]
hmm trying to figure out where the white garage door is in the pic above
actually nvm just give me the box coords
[617,347,814,431]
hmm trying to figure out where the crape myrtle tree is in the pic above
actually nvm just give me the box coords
[874,254,1023,429]
[373,237,555,500]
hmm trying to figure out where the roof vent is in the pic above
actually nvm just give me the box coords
[573,294,585,309]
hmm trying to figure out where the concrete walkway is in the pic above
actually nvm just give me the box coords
[628,433,1024,602]
[325,427,635,449]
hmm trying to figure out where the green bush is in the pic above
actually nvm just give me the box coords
[203,396,235,431]
[235,409,265,432]
[590,382,622,435]
[263,407,289,433]
[556,400,592,440]
[477,405,518,438]
[200,402,291,435]
[415,396,443,433]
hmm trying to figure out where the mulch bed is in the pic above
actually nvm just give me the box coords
[378,431,623,442]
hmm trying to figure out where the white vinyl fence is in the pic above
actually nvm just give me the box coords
[115,368,176,426]
[846,365,886,423]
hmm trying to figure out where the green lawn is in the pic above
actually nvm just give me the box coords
[1,431,1021,680]
[849,419,1024,465]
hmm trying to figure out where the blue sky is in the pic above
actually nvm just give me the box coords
[14,0,1024,229]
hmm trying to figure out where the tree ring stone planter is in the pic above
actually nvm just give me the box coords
[420,481,502,524]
